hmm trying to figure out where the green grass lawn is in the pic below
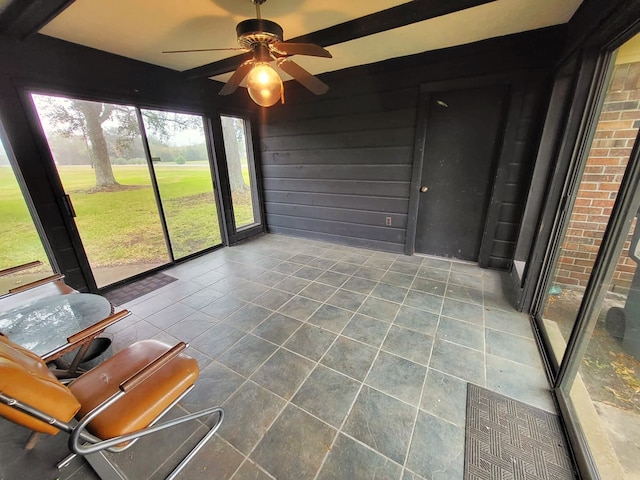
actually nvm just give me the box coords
[1,163,254,272]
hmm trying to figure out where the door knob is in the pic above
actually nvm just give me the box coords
[420,186,428,193]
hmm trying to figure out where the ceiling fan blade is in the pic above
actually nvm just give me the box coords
[271,42,332,58]
[219,60,254,95]
[163,47,247,54]
[277,59,329,95]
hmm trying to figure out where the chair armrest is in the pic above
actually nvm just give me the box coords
[7,274,70,294]
[41,310,130,362]
[120,342,187,392]
[67,310,130,345]
[69,342,225,457]
[0,260,42,277]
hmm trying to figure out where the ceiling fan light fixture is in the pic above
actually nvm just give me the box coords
[246,62,282,107]
[166,0,330,102]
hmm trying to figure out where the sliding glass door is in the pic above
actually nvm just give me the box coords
[31,95,170,288]
[31,94,222,288]
[534,33,640,478]
[536,54,638,368]
[560,184,640,478]
[141,109,221,259]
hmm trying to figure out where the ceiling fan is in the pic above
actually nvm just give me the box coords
[163,0,332,107]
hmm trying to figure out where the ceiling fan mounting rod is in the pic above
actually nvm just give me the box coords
[252,0,267,19]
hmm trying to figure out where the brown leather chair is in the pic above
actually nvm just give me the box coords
[0,332,224,480]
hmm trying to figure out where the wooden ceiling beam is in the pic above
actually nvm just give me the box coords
[0,0,76,39]
[184,0,497,80]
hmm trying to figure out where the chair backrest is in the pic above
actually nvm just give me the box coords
[0,334,80,434]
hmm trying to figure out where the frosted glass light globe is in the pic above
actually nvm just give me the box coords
[246,63,282,107]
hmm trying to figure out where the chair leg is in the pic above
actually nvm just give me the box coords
[62,408,223,480]
[165,408,224,480]
[57,452,77,469]
[84,450,128,480]
[59,449,128,480]
[24,431,43,450]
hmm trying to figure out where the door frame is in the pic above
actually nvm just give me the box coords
[23,89,229,291]
[214,111,266,245]
[405,74,516,264]
[526,49,613,376]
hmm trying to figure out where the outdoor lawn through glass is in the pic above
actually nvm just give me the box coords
[0,167,50,271]
[0,164,53,297]
[221,115,257,229]
[60,163,221,265]
[0,164,229,279]
[142,109,221,260]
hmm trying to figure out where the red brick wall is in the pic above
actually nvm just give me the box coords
[555,62,640,293]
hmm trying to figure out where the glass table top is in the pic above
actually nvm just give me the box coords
[0,293,113,356]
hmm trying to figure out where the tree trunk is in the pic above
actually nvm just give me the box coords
[221,118,248,193]
[76,101,119,189]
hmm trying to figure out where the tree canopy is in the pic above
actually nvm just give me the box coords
[32,95,206,190]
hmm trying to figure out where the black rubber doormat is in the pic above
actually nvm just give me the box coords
[464,384,576,479]
[103,272,178,306]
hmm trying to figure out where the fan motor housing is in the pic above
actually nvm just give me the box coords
[236,19,283,49]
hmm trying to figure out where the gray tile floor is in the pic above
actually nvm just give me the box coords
[1,234,556,480]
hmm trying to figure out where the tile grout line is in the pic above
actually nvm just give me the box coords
[197,248,338,479]
[309,252,406,480]
[400,262,451,478]
[482,269,488,389]
[105,237,530,480]
[311,256,447,478]
[207,244,390,479]
[158,244,454,478]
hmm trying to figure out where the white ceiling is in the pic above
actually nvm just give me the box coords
[40,0,583,83]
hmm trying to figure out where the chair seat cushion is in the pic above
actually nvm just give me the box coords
[69,340,198,440]
[0,334,80,434]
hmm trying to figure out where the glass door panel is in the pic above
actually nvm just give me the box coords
[538,45,640,368]
[140,109,221,259]
[0,136,53,293]
[32,94,170,288]
[563,189,640,479]
[221,115,259,230]
[540,33,640,479]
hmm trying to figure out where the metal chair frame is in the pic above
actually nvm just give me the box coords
[0,341,224,480]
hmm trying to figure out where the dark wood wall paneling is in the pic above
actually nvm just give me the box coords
[484,78,550,269]
[261,102,415,252]
[0,34,240,111]
[259,27,564,261]
[0,33,248,291]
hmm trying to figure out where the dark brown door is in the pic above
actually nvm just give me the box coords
[415,85,507,260]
